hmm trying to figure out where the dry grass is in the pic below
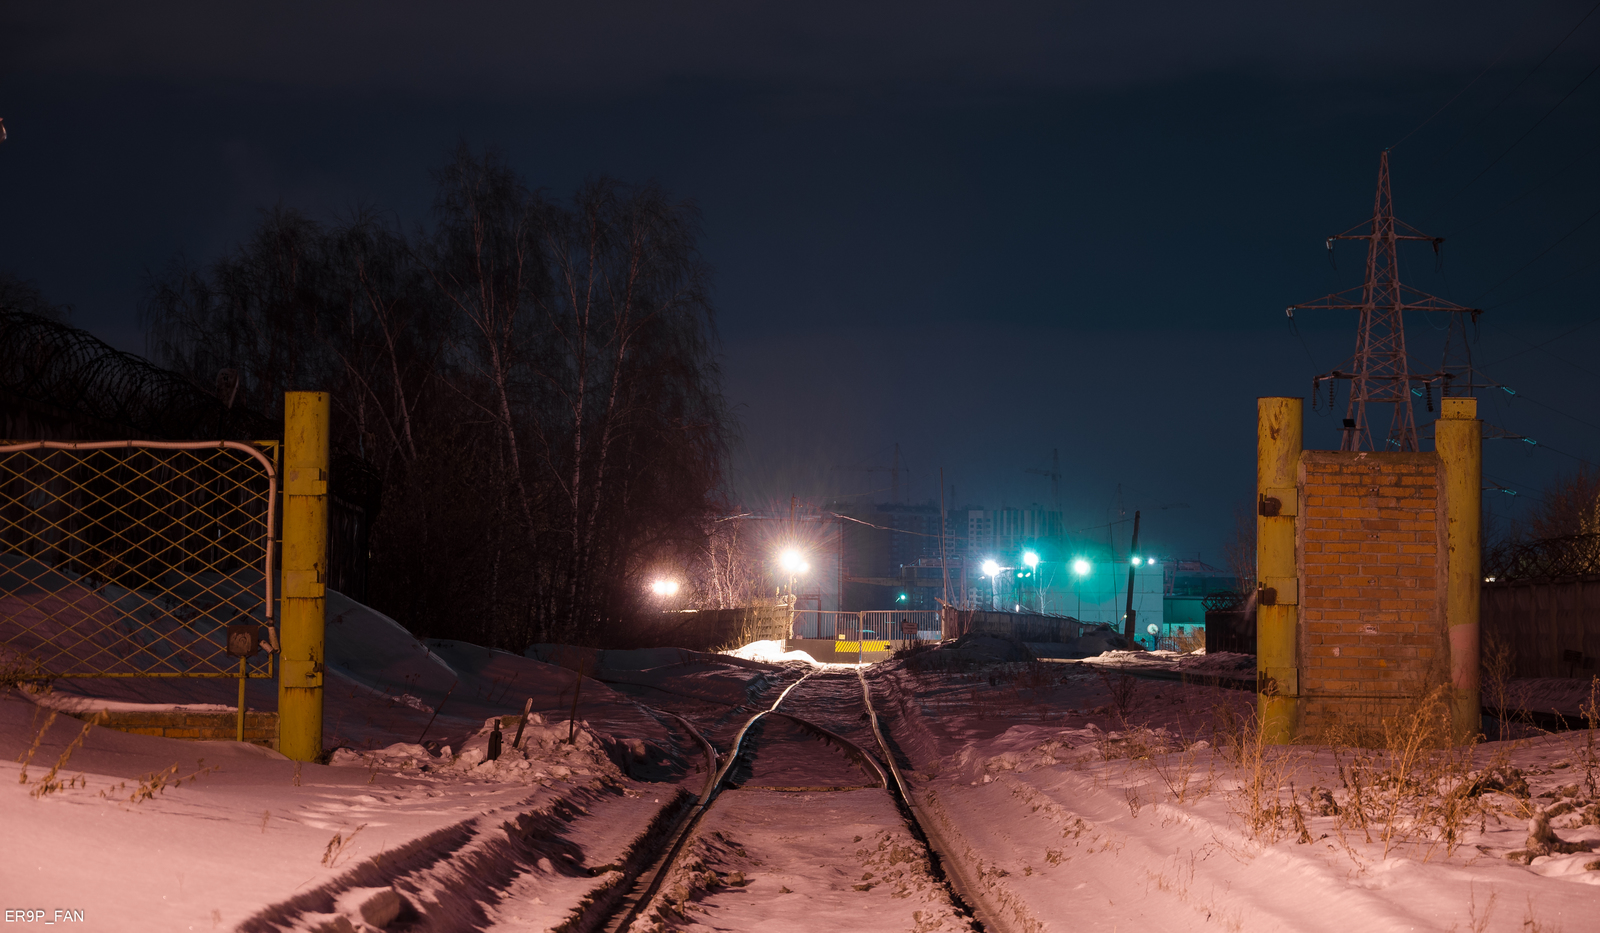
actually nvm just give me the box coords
[1304,687,1503,859]
[321,823,368,867]
[16,710,58,782]
[27,713,101,799]
[1095,670,1139,722]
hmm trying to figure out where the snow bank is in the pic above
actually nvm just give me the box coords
[723,639,818,664]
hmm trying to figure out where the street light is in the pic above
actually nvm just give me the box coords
[1072,558,1090,620]
[649,579,679,597]
[1022,551,1040,611]
[981,559,1001,609]
[776,546,811,632]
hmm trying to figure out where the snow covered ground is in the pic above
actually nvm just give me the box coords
[6,605,1599,932]
[1,594,776,932]
[869,652,1600,933]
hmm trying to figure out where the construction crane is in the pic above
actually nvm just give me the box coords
[831,442,906,503]
[1025,449,1061,512]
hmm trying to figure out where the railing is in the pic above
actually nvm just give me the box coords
[0,441,279,738]
[789,610,941,643]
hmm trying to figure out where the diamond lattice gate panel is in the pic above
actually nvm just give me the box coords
[0,442,278,702]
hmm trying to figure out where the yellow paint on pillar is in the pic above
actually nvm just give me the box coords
[278,392,329,762]
[1437,397,1481,743]
[1257,397,1302,743]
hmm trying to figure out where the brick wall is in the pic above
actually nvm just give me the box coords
[1298,451,1447,731]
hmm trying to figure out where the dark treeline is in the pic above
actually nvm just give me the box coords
[144,149,733,649]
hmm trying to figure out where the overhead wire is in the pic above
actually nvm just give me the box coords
[1471,201,1600,302]
[1390,28,1526,152]
[1446,56,1600,207]
[1428,1,1600,174]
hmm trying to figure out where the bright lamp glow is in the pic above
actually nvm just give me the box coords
[779,548,805,573]
[650,579,679,596]
[1023,551,1039,568]
[1072,558,1091,576]
[1147,557,1157,566]
[981,559,1000,576]
[1129,554,1139,565]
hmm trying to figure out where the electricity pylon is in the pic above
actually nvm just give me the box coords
[1287,152,1481,452]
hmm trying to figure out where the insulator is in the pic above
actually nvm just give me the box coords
[1424,382,1433,413]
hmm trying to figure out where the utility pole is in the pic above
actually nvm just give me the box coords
[938,468,950,610]
[1122,510,1141,647]
[1287,151,1480,452]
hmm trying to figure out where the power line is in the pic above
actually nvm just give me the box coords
[1473,200,1600,302]
[1447,57,1600,205]
[1452,135,1600,237]
[1429,1,1600,173]
[1483,252,1600,313]
[1390,35,1523,151]
[1484,308,1600,368]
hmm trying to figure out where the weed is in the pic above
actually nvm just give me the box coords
[1096,670,1139,723]
[321,823,368,867]
[1580,677,1599,798]
[0,646,51,690]
[1125,784,1143,817]
[126,761,219,803]
[260,809,271,832]
[292,761,302,786]
[1465,885,1496,933]
[28,714,100,799]
[16,710,58,782]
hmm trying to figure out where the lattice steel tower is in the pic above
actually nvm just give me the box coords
[1287,152,1480,452]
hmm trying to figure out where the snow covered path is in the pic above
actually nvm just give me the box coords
[607,670,973,932]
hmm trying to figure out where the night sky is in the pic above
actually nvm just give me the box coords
[5,2,1600,561]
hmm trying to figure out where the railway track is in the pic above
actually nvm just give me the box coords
[580,669,990,933]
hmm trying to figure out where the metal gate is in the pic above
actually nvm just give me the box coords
[0,442,278,711]
[860,610,942,643]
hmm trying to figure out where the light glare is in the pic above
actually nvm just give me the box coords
[650,579,679,596]
[981,559,1000,576]
[1023,551,1039,568]
[1072,558,1091,576]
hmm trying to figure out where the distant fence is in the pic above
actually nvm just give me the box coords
[941,608,1086,643]
[1482,579,1600,679]
[1480,534,1600,679]
[621,606,792,651]
[790,610,941,642]
[1201,591,1255,655]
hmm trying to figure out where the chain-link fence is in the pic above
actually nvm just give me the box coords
[1484,533,1600,583]
[0,441,278,683]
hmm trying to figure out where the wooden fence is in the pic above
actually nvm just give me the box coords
[1481,578,1600,679]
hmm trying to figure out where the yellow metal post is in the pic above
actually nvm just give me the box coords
[1436,397,1481,743]
[237,657,247,743]
[279,392,329,761]
[1257,397,1302,743]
